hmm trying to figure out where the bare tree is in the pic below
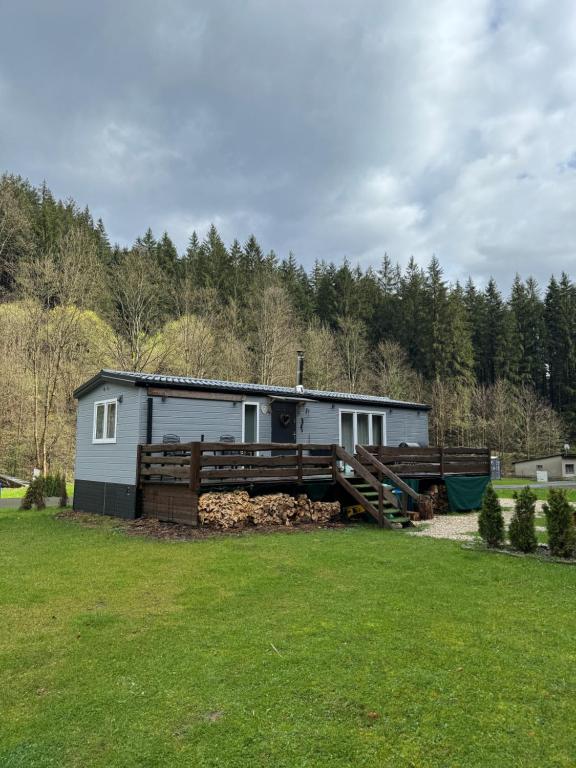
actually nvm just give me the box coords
[108,248,168,371]
[160,314,217,378]
[17,226,103,473]
[302,321,345,391]
[249,285,299,386]
[511,384,563,458]
[371,340,424,401]
[0,176,34,293]
[337,316,369,393]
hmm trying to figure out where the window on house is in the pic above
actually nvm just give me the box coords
[372,414,384,445]
[565,463,575,475]
[536,464,544,471]
[93,399,117,443]
[357,413,370,445]
[243,403,258,443]
[339,410,387,450]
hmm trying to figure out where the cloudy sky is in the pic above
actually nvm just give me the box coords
[1,0,576,287]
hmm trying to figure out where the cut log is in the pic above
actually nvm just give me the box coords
[197,490,341,529]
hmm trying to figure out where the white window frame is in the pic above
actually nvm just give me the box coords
[92,399,118,444]
[564,463,575,476]
[338,409,387,449]
[242,401,260,444]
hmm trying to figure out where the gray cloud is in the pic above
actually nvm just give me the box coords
[1,0,576,289]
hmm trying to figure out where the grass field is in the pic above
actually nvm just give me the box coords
[2,509,576,767]
[495,486,576,502]
[491,478,576,503]
[0,484,74,499]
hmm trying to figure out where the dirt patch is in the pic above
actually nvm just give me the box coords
[409,509,514,542]
[56,509,346,541]
[409,499,549,542]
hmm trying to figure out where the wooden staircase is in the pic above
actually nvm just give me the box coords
[334,445,423,530]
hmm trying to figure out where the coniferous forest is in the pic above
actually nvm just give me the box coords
[0,174,570,476]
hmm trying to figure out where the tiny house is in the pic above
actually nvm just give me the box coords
[73,369,430,518]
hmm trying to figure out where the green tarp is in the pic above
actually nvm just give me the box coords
[405,478,419,511]
[445,475,490,512]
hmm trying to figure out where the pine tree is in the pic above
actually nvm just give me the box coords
[311,261,339,328]
[478,484,505,547]
[509,276,546,394]
[156,231,179,281]
[545,274,576,427]
[442,283,474,386]
[279,252,314,320]
[397,257,428,374]
[333,259,360,319]
[463,277,482,379]
[509,486,538,553]
[95,218,112,266]
[374,254,401,341]
[474,278,516,384]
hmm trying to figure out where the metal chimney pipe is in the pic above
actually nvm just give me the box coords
[296,350,305,390]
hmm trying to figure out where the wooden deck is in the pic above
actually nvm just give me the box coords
[137,443,490,528]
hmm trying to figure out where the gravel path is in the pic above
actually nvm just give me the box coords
[409,499,547,541]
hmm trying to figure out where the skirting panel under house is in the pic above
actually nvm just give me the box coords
[73,479,138,519]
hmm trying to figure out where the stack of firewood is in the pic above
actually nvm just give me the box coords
[250,493,299,525]
[424,483,451,515]
[199,490,253,529]
[198,491,341,529]
[308,498,341,523]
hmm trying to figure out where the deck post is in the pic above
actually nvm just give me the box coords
[378,483,384,528]
[330,444,338,482]
[189,442,202,527]
[136,445,143,490]
[297,444,303,483]
[439,446,444,478]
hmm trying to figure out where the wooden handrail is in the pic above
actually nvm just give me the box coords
[334,446,399,510]
[334,472,391,528]
[356,445,421,502]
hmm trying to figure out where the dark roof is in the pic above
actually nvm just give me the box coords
[512,454,576,464]
[74,369,430,410]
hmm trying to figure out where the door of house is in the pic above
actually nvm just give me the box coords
[271,401,297,453]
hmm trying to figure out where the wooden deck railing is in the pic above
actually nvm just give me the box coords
[138,442,490,487]
[356,445,491,477]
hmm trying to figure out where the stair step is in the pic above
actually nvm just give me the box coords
[350,481,394,491]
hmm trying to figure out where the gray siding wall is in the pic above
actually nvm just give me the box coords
[284,400,429,447]
[387,408,429,446]
[75,382,144,485]
[150,395,271,444]
[150,396,427,447]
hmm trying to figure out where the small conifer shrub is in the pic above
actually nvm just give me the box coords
[20,477,46,510]
[58,474,68,507]
[508,486,538,553]
[543,488,576,558]
[41,473,68,505]
[478,483,504,547]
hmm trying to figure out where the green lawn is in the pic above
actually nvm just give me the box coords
[495,486,576,502]
[491,477,522,486]
[2,510,576,767]
[0,483,74,499]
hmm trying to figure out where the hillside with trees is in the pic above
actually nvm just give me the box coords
[0,173,568,477]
